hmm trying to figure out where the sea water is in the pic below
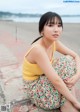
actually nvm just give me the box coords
[12,16,80,23]
[1,15,80,23]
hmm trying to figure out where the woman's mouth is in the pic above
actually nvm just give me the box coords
[52,34,59,38]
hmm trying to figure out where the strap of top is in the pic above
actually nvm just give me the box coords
[25,44,39,57]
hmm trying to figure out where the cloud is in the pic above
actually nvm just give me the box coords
[0,0,80,15]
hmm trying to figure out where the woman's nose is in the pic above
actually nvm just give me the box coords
[53,26,58,32]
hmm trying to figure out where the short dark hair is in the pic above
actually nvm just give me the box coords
[39,11,63,33]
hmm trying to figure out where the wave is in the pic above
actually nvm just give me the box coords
[0,11,80,18]
[0,11,80,23]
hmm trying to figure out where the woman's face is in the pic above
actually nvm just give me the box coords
[42,17,63,41]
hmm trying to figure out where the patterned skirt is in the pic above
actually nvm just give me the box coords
[23,55,76,110]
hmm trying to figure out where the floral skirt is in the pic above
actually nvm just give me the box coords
[23,55,76,110]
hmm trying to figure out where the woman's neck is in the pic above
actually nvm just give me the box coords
[41,37,54,49]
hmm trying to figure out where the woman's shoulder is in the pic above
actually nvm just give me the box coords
[25,43,45,57]
[30,43,44,50]
[55,40,62,49]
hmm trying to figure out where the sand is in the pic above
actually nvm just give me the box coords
[0,20,80,53]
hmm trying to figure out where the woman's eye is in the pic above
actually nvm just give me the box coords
[58,24,62,27]
[48,24,53,27]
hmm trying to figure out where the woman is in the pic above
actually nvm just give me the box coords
[22,12,80,112]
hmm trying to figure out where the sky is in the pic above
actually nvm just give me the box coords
[0,0,80,15]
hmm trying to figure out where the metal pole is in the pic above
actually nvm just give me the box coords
[15,24,17,42]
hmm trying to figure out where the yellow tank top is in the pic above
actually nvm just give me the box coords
[22,42,56,81]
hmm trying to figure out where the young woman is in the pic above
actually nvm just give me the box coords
[22,12,80,112]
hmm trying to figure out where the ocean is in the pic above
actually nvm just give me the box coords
[0,14,80,23]
[13,16,80,23]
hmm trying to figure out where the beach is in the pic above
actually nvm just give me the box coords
[0,20,80,112]
[0,21,80,53]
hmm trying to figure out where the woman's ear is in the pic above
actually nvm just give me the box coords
[41,31,44,36]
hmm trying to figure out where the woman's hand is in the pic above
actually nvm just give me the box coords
[64,75,79,88]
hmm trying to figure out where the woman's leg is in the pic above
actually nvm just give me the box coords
[60,86,79,112]
[60,100,79,112]
[23,76,62,110]
[53,55,79,112]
